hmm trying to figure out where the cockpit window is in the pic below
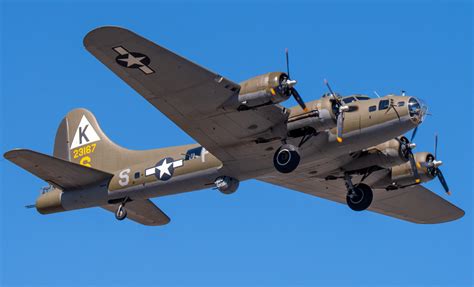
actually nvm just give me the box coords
[378,99,390,110]
[342,96,357,104]
[185,146,203,160]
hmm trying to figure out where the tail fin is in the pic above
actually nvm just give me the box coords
[53,108,129,173]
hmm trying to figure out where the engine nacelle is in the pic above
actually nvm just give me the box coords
[286,96,337,137]
[214,176,239,194]
[227,72,291,110]
[369,152,436,189]
[390,152,436,186]
[342,137,410,171]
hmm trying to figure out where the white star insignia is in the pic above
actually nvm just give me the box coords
[118,53,145,67]
[156,158,173,178]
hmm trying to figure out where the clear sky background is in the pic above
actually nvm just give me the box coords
[1,1,472,286]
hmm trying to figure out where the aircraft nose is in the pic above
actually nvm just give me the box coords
[408,97,428,123]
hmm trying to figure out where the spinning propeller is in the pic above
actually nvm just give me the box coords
[399,132,420,184]
[420,133,451,195]
[283,49,307,112]
[324,79,349,143]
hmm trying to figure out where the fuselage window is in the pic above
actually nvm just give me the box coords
[134,172,140,179]
[398,101,405,107]
[356,96,370,101]
[379,100,390,110]
[185,146,203,160]
[368,105,376,112]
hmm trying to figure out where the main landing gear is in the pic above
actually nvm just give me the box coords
[273,143,300,173]
[344,174,373,211]
[115,197,129,221]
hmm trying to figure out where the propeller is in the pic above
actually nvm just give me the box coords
[399,136,420,184]
[420,133,451,195]
[284,49,308,112]
[410,126,418,143]
[324,79,348,143]
[407,126,422,182]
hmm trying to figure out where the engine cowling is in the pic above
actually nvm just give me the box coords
[369,151,436,189]
[286,96,337,137]
[232,72,291,109]
[390,152,436,186]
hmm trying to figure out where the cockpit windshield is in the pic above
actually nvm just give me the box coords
[342,96,357,104]
[341,95,371,104]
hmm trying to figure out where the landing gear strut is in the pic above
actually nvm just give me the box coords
[344,174,373,211]
[273,143,300,173]
[115,197,129,221]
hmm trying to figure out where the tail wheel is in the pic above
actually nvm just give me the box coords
[115,204,127,221]
[346,183,373,211]
[273,144,300,173]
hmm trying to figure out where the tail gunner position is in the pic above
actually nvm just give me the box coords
[4,27,463,226]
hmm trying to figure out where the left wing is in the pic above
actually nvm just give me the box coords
[102,199,170,226]
[84,26,288,171]
[259,173,464,224]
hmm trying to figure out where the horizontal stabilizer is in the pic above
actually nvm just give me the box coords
[102,199,170,226]
[4,149,113,190]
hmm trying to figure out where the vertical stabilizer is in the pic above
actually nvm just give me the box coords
[53,108,128,173]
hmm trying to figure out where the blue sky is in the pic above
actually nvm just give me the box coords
[1,1,472,286]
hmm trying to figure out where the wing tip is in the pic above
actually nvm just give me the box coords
[3,148,33,160]
[83,25,134,49]
[415,207,465,224]
[145,217,171,226]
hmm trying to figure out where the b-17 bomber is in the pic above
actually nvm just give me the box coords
[4,26,464,226]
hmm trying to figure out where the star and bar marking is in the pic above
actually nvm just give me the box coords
[145,158,184,181]
[113,46,155,75]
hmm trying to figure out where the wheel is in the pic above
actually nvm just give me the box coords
[273,144,300,173]
[346,183,373,211]
[115,205,127,220]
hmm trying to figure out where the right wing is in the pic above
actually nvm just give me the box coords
[102,199,170,226]
[84,26,288,169]
[260,173,464,224]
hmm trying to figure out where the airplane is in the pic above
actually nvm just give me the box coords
[4,26,464,226]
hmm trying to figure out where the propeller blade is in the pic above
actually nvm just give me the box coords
[434,133,438,159]
[408,152,421,183]
[436,169,451,195]
[291,88,307,111]
[324,79,341,104]
[336,112,344,143]
[323,79,345,142]
[410,126,418,142]
[285,48,291,79]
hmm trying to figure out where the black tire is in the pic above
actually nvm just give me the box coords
[346,183,373,211]
[273,144,300,173]
[115,205,127,221]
